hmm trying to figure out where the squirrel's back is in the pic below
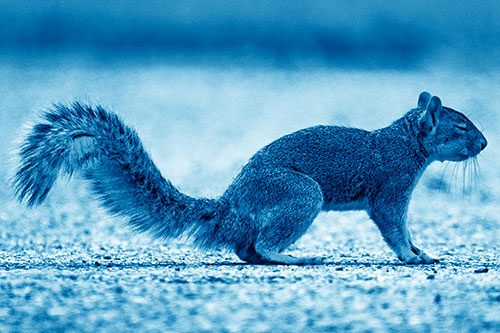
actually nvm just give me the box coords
[231,125,372,209]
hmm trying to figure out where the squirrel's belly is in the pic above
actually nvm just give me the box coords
[322,198,368,212]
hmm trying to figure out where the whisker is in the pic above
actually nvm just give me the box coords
[451,161,460,194]
[468,159,474,195]
[473,157,479,191]
[440,161,451,193]
[461,160,467,196]
[474,157,481,191]
[475,156,480,175]
[467,158,473,194]
[468,159,473,193]
[476,156,483,174]
[468,159,472,194]
[473,158,478,191]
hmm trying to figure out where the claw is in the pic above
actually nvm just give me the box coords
[418,252,440,264]
[403,255,423,265]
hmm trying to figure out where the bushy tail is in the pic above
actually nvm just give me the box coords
[14,103,229,247]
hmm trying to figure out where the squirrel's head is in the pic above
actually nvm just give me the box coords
[417,91,487,162]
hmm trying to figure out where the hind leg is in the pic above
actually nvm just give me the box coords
[253,197,324,265]
[233,169,324,265]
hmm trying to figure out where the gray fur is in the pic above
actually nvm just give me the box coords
[13,93,487,265]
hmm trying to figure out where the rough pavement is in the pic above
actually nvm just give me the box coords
[0,191,498,333]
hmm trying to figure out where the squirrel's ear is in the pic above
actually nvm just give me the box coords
[420,96,441,133]
[417,91,431,109]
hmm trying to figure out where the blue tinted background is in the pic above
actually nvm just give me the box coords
[1,1,499,69]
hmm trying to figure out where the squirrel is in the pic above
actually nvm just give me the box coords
[13,92,487,265]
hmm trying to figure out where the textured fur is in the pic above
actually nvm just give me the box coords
[13,92,487,265]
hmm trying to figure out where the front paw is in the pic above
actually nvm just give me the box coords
[418,252,440,264]
[400,254,439,265]
[401,255,423,265]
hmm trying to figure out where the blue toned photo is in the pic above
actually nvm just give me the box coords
[0,1,498,332]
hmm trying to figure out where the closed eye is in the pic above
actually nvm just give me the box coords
[454,124,467,131]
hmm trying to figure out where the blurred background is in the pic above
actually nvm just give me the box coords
[2,0,500,69]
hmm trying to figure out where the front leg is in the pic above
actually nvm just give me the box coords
[369,198,436,265]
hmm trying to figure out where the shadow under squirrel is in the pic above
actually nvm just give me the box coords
[14,92,487,265]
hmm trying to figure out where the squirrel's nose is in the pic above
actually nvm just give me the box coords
[480,136,487,151]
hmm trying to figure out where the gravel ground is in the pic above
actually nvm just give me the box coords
[1,249,498,333]
[0,190,498,333]
[0,60,499,332]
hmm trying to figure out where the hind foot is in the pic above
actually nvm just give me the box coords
[237,246,325,265]
[399,253,440,265]
[259,252,325,265]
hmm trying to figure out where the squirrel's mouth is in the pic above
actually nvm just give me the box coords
[459,144,485,160]
[441,153,469,162]
[460,154,471,161]
[466,146,484,159]
[454,154,470,162]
